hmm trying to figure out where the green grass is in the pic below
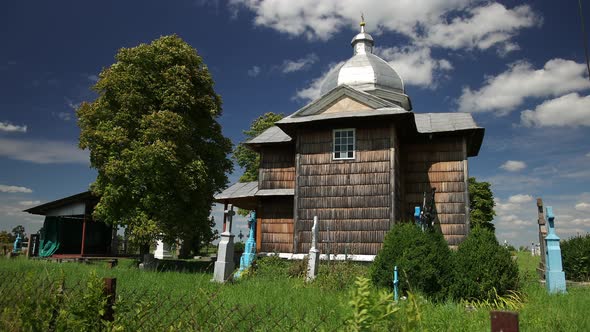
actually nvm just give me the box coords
[1,252,589,331]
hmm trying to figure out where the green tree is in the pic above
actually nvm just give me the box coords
[468,177,496,232]
[77,35,233,255]
[0,230,14,244]
[12,225,25,238]
[233,112,284,182]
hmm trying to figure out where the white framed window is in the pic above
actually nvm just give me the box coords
[333,128,355,160]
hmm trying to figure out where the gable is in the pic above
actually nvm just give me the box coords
[321,96,374,114]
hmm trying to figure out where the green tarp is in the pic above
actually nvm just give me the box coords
[39,216,61,257]
[38,216,111,257]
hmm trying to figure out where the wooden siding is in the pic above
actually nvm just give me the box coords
[259,196,294,253]
[295,127,393,255]
[401,136,468,246]
[259,146,295,190]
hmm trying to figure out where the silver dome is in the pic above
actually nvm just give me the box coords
[319,23,405,96]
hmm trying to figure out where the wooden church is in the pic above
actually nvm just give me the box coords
[215,21,484,259]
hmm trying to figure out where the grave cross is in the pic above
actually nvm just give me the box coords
[224,204,236,233]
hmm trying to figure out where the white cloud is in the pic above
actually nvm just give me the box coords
[0,138,89,164]
[458,59,590,113]
[420,4,540,52]
[19,200,41,206]
[64,97,81,110]
[87,74,99,83]
[281,53,318,73]
[0,185,33,193]
[52,112,72,121]
[521,93,590,127]
[293,61,345,102]
[508,194,534,204]
[500,160,526,172]
[575,202,590,212]
[0,121,27,133]
[587,152,590,158]
[229,1,538,52]
[247,65,261,77]
[377,46,453,88]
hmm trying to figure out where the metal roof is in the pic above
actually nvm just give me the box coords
[414,113,481,133]
[320,23,404,96]
[214,182,258,200]
[24,191,96,216]
[278,107,407,125]
[255,189,294,196]
[245,126,292,145]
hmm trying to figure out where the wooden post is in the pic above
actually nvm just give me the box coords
[80,214,87,256]
[490,311,519,332]
[102,278,117,322]
[537,198,547,277]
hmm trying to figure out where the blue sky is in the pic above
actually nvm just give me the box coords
[1,1,589,247]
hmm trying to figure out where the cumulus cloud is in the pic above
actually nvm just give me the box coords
[0,121,27,133]
[420,3,541,53]
[377,46,453,88]
[458,59,590,114]
[0,184,33,193]
[293,61,345,102]
[19,200,41,206]
[521,93,590,127]
[575,202,590,212]
[229,1,538,53]
[247,65,261,77]
[52,112,72,121]
[500,160,526,172]
[0,138,89,164]
[508,194,534,204]
[281,53,318,73]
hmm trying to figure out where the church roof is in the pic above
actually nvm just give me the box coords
[319,20,405,98]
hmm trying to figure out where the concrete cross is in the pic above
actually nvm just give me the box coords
[224,204,236,233]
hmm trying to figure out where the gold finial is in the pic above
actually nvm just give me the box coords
[360,13,365,27]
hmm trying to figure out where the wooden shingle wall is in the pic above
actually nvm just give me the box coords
[259,146,295,190]
[295,127,393,255]
[401,136,468,246]
[258,196,294,253]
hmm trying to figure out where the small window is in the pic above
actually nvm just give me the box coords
[333,129,355,160]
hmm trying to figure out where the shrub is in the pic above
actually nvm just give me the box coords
[561,233,590,281]
[316,261,369,291]
[450,227,518,301]
[370,223,452,300]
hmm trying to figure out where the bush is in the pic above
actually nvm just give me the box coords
[450,227,518,301]
[370,223,452,300]
[561,234,590,281]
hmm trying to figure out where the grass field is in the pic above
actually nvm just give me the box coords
[1,252,589,331]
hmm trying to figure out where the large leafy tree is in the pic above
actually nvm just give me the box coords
[233,112,284,182]
[468,177,496,232]
[77,35,233,254]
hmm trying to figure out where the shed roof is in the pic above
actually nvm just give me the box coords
[214,182,258,200]
[24,191,96,216]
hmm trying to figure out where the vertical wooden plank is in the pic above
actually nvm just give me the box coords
[463,137,470,235]
[80,214,87,256]
[292,132,301,253]
[389,124,396,227]
[102,278,117,322]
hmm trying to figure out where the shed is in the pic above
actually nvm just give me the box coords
[24,191,113,258]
